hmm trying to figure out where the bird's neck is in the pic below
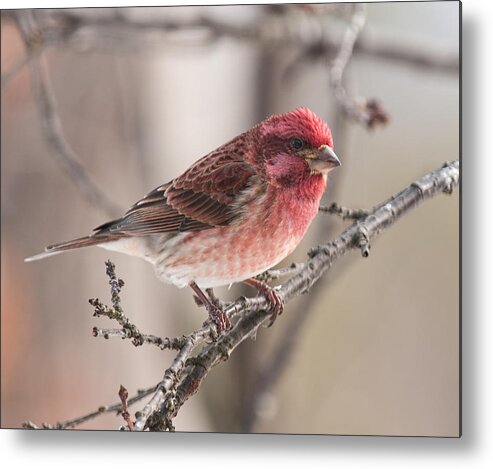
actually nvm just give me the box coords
[294,172,327,201]
[267,173,327,206]
[273,173,326,221]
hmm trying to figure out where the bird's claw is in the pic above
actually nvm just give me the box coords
[265,288,284,327]
[203,304,231,334]
[243,278,284,327]
[190,282,231,335]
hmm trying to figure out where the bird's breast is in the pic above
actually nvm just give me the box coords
[153,175,326,288]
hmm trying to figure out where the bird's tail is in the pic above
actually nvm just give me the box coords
[24,234,116,262]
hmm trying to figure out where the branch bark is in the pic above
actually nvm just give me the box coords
[2,8,459,92]
[169,160,459,425]
[9,6,459,433]
[23,159,458,431]
[327,4,389,128]
[13,12,122,218]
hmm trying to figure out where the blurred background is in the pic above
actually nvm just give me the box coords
[1,2,459,435]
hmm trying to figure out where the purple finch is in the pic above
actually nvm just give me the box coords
[26,108,341,330]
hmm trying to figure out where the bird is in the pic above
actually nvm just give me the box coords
[25,107,341,331]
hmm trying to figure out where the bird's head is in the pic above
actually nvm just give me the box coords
[254,107,341,186]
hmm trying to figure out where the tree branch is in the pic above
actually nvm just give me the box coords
[12,12,122,218]
[319,202,370,220]
[47,161,463,430]
[2,8,458,92]
[240,98,352,431]
[22,384,157,429]
[10,6,459,433]
[23,159,457,431]
[168,160,459,426]
[327,5,389,128]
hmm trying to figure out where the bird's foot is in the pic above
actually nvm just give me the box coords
[203,304,231,334]
[243,278,284,327]
[189,282,231,334]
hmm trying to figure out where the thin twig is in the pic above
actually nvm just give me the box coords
[13,13,121,217]
[3,9,459,89]
[28,56,122,217]
[241,102,350,432]
[25,160,458,431]
[86,259,216,430]
[328,5,389,128]
[118,385,134,430]
[89,260,213,351]
[154,160,460,429]
[89,261,152,348]
[133,337,198,431]
[91,326,185,351]
[330,5,367,90]
[319,202,370,220]
[22,384,157,429]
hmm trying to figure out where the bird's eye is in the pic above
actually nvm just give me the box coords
[290,137,305,151]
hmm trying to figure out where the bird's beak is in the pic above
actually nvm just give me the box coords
[308,145,341,174]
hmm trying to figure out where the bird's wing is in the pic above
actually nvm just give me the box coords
[95,152,256,236]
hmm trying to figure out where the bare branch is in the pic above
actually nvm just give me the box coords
[255,263,305,282]
[355,32,459,73]
[24,160,458,431]
[57,9,460,74]
[28,57,122,217]
[118,385,134,430]
[133,336,199,431]
[23,385,157,429]
[241,101,351,431]
[12,13,122,217]
[11,6,459,432]
[90,260,213,351]
[91,326,186,351]
[319,202,370,220]
[328,5,389,128]
[148,160,460,429]
[3,9,458,89]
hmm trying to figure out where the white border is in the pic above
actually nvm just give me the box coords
[2,1,491,468]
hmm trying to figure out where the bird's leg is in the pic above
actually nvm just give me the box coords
[189,281,231,333]
[243,278,284,327]
[192,288,221,308]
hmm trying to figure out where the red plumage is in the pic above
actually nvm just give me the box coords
[26,108,341,329]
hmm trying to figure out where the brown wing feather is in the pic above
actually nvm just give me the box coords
[95,144,256,237]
